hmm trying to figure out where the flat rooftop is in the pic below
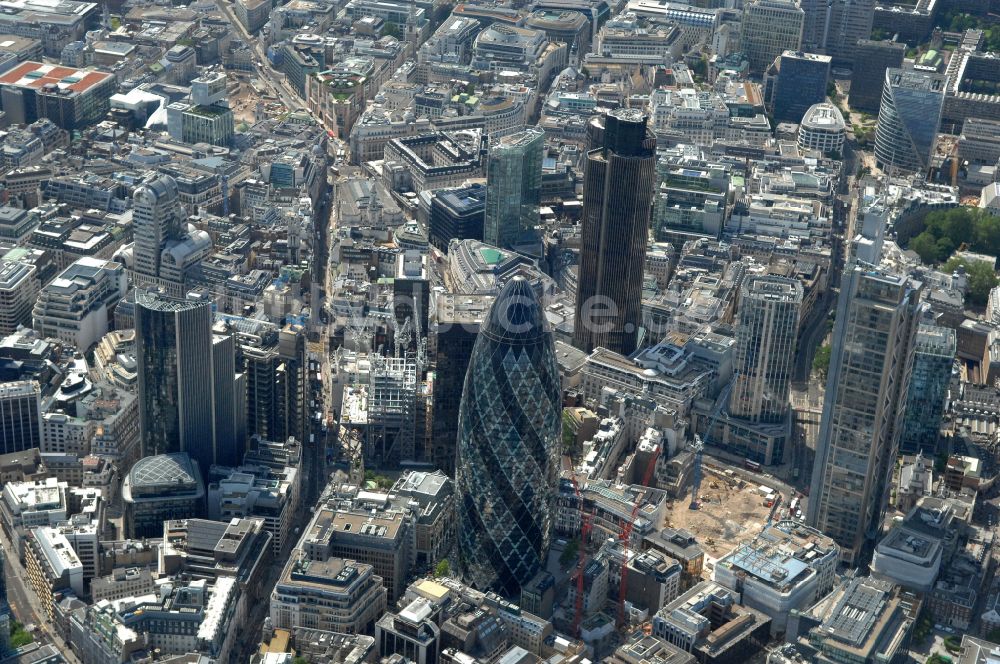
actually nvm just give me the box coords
[0,61,113,94]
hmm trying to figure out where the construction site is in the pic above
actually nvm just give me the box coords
[662,465,781,560]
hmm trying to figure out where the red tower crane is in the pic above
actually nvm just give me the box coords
[617,443,661,628]
[570,475,593,637]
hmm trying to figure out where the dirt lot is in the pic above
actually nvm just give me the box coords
[662,468,779,560]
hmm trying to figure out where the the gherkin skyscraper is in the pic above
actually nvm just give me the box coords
[455,278,561,597]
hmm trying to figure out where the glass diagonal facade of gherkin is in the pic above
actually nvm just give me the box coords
[455,278,561,598]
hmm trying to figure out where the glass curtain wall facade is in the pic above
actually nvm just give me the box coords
[573,109,656,356]
[484,127,544,251]
[899,323,955,455]
[135,291,215,472]
[456,278,561,597]
[874,67,946,173]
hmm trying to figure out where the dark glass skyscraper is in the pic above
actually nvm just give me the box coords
[770,51,831,124]
[573,109,656,356]
[456,279,561,597]
[135,291,215,473]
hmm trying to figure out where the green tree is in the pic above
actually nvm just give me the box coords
[8,621,32,649]
[292,656,309,664]
[434,559,450,577]
[559,538,579,569]
[812,345,832,379]
[943,256,999,306]
[909,232,939,263]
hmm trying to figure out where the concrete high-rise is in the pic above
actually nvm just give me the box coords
[801,0,876,66]
[129,173,212,297]
[456,278,561,597]
[212,328,246,468]
[899,323,955,456]
[808,263,922,566]
[132,174,184,283]
[741,0,805,74]
[729,276,802,424]
[874,67,946,174]
[135,291,215,474]
[849,40,905,114]
[573,109,656,356]
[484,126,544,252]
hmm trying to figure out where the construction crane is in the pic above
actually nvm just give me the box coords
[690,382,734,510]
[569,475,593,637]
[617,442,661,629]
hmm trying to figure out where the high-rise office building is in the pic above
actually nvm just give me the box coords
[874,67,946,174]
[770,51,831,124]
[456,278,561,597]
[899,323,955,456]
[0,380,41,454]
[129,173,212,297]
[801,0,876,65]
[484,126,544,251]
[240,325,308,446]
[429,184,487,252]
[850,40,905,113]
[212,329,246,467]
[135,291,215,473]
[573,109,656,356]
[132,174,184,283]
[729,276,802,424]
[808,263,921,565]
[740,0,805,74]
[430,293,492,475]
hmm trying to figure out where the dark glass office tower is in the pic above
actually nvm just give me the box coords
[135,291,215,472]
[456,279,561,597]
[573,109,656,356]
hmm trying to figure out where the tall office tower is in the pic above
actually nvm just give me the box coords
[770,51,831,124]
[241,326,308,446]
[740,0,805,74]
[729,276,802,424]
[899,323,955,456]
[456,279,561,597]
[132,174,185,282]
[484,126,544,251]
[874,67,946,174]
[808,263,922,566]
[0,380,41,454]
[430,293,491,475]
[850,40,906,114]
[211,329,246,467]
[130,173,212,297]
[135,291,215,474]
[573,109,656,356]
[801,0,875,65]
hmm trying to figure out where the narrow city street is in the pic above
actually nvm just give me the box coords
[0,527,81,664]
